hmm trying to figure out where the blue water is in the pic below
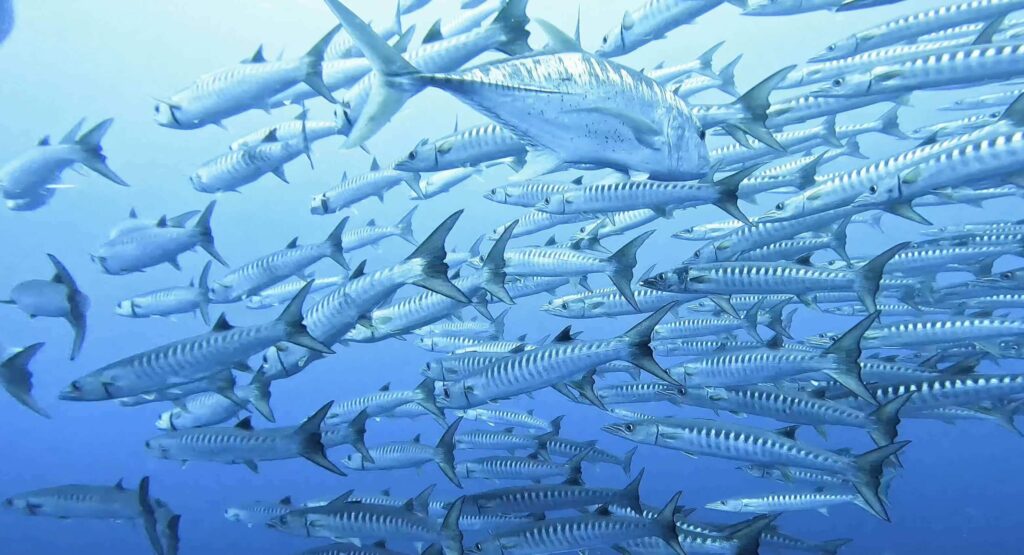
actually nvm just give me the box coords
[1,0,1022,553]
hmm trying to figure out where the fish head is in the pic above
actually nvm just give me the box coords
[483,185,508,203]
[601,420,658,443]
[596,24,627,58]
[852,177,901,210]
[309,193,330,216]
[540,297,587,318]
[59,377,114,401]
[3,495,43,515]
[415,336,437,351]
[153,100,186,129]
[811,73,873,98]
[977,266,1024,287]
[535,193,568,214]
[808,36,858,62]
[341,452,365,470]
[188,171,216,194]
[266,511,307,533]
[422,360,447,380]
[803,331,839,348]
[143,436,173,459]
[762,195,807,222]
[705,499,746,511]
[394,138,435,172]
[658,385,689,405]
[737,464,770,478]
[672,226,701,241]
[155,411,176,431]
[223,508,245,522]
[436,380,472,409]
[641,267,688,292]
[114,299,138,317]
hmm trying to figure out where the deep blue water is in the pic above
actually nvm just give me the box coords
[1,0,1022,554]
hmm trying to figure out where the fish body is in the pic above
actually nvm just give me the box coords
[397,123,526,172]
[245,276,345,310]
[93,202,224,274]
[597,0,724,57]
[311,162,420,215]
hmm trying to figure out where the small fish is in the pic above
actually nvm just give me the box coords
[2,254,88,360]
[116,262,213,324]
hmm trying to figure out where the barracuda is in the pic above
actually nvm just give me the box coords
[619,513,776,555]
[60,283,330,401]
[340,418,462,488]
[849,317,1024,350]
[654,300,791,342]
[864,374,1024,412]
[455,427,543,452]
[604,418,908,521]
[423,352,511,382]
[224,497,296,527]
[469,492,686,555]
[456,408,557,432]
[330,0,709,181]
[310,159,421,215]
[538,434,637,474]
[766,91,903,129]
[341,208,417,252]
[116,262,212,324]
[398,123,527,173]
[739,223,850,265]
[943,86,1024,110]
[669,314,881,403]
[808,0,1024,62]
[326,380,442,425]
[667,386,912,447]
[245,276,345,310]
[668,59,741,99]
[645,243,906,313]
[541,286,698,319]
[910,110,1002,141]
[646,42,723,84]
[536,166,756,225]
[230,111,352,151]
[144,402,345,475]
[414,310,506,339]
[736,139,867,199]
[740,464,852,487]
[463,471,644,516]
[435,303,677,409]
[456,450,589,482]
[597,0,724,57]
[705,488,884,518]
[153,26,342,129]
[710,116,841,170]
[155,371,274,430]
[190,131,310,193]
[484,178,578,208]
[210,220,349,303]
[572,209,661,244]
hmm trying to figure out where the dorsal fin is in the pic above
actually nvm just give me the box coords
[285,237,299,249]
[350,260,368,280]
[775,425,799,440]
[379,382,391,392]
[370,157,380,171]
[372,540,387,549]
[155,216,168,228]
[212,314,233,332]
[37,136,50,146]
[516,334,528,342]
[235,417,254,431]
[279,496,292,506]
[366,218,377,226]
[114,479,125,490]
[128,208,138,219]
[551,326,576,343]
[544,236,557,247]
[412,433,422,443]
[422,19,443,44]
[571,176,584,185]
[766,334,784,350]
[793,254,813,267]
[244,45,266,63]
[261,129,278,143]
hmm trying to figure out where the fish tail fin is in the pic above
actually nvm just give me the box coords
[794,152,825,191]
[605,230,655,312]
[164,514,182,555]
[196,261,212,326]
[414,377,445,420]
[435,417,463,488]
[302,24,344,104]
[819,114,842,147]
[76,118,131,187]
[1,343,49,418]
[694,41,724,79]
[712,164,759,225]
[481,220,516,305]
[440,497,465,555]
[829,217,852,264]
[194,201,228,267]
[296,401,347,475]
[715,54,743,97]
[137,477,166,555]
[491,0,532,56]
[47,253,89,361]
[323,0,424,147]
[729,65,794,151]
[843,136,868,160]
[820,538,853,555]
[623,469,645,516]
[765,300,794,339]
[347,409,375,463]
[742,298,765,343]
[492,308,509,338]
[853,242,908,313]
[822,311,880,404]
[652,492,687,555]
[406,210,471,302]
[620,302,680,384]
[868,392,913,447]
[621,446,637,475]
[246,370,275,422]
[325,216,350,270]
[851,441,909,522]
[724,514,779,555]
[277,281,335,354]
[877,106,908,139]
[396,206,419,245]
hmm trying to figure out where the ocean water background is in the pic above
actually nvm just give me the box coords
[0,0,1022,553]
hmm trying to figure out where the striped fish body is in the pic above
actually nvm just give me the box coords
[544,438,626,468]
[457,456,570,481]
[539,180,723,215]
[425,52,708,181]
[278,502,440,542]
[92,226,204,274]
[692,387,873,430]
[231,118,349,151]
[225,500,293,527]
[456,430,539,452]
[666,261,859,296]
[119,286,205,318]
[543,288,696,319]
[360,275,485,340]
[880,243,1023,275]
[672,348,840,386]
[311,168,418,215]
[211,243,336,302]
[478,514,671,555]
[654,316,751,341]
[438,337,631,408]
[492,212,591,239]
[191,139,305,193]
[501,247,612,277]
[64,319,294,400]
[456,408,553,431]
[342,441,437,471]
[326,389,422,424]
[246,277,344,310]
[766,93,899,129]
[484,180,575,208]
[863,318,1024,348]
[871,374,1024,410]
[597,0,724,57]
[423,351,512,381]
[0,143,97,200]
[4,484,141,520]
[145,425,305,465]
[399,123,526,172]
[597,382,680,405]
[270,57,372,107]
[441,0,502,36]
[574,210,661,241]
[157,388,250,429]
[117,370,236,407]
[709,490,861,514]
[466,484,633,515]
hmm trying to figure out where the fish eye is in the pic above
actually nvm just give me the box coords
[676,387,686,395]
[144,440,152,449]
[826,44,836,52]
[442,386,451,398]
[1002,272,1013,280]
[775,202,784,211]
[869,185,878,193]
[69,381,81,391]
[831,78,843,87]
[491,188,498,195]
[990,111,1001,118]
[602,36,608,44]
[407,151,417,160]
[693,249,700,257]
[624,424,635,432]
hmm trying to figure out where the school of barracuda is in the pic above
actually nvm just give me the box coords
[3,0,1024,553]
